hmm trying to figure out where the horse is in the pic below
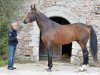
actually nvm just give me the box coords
[23,5,98,72]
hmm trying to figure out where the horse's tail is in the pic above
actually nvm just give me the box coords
[89,25,98,61]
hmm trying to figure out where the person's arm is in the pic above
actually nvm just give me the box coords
[8,31,17,41]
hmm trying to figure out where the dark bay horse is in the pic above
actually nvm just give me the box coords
[23,5,98,71]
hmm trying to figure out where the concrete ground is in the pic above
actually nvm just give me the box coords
[0,61,100,75]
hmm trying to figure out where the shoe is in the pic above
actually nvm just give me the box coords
[7,67,13,70]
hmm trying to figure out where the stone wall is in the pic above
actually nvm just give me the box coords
[16,0,100,65]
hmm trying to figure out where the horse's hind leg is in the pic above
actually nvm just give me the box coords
[78,41,89,71]
[82,47,89,65]
[80,46,89,71]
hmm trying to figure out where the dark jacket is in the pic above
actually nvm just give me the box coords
[8,28,18,46]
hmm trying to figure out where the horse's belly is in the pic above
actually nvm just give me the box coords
[54,38,73,45]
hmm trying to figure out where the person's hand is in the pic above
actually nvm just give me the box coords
[17,36,20,39]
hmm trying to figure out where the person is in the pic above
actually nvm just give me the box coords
[7,22,18,70]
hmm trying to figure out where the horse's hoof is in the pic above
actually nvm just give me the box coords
[46,68,52,72]
[79,65,87,72]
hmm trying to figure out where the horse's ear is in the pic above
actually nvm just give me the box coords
[33,5,36,11]
[31,5,36,11]
[31,5,34,10]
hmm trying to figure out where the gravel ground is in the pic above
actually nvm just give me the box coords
[0,61,100,75]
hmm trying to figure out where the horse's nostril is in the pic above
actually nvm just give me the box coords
[23,20,27,24]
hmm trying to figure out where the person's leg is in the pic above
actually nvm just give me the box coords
[13,46,16,57]
[12,46,16,68]
[8,45,14,69]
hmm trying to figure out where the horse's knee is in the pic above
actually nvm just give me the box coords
[48,50,52,58]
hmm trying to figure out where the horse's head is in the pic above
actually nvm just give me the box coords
[23,5,37,24]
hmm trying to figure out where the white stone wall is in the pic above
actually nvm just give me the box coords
[16,0,100,65]
[30,21,40,61]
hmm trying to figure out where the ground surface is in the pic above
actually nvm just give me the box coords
[0,61,100,75]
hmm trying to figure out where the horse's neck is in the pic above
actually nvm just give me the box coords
[36,12,55,34]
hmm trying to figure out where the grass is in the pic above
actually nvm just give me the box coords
[0,0,21,67]
[0,59,8,67]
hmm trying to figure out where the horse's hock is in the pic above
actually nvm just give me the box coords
[16,0,100,65]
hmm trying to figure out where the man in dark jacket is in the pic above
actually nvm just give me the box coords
[8,22,18,70]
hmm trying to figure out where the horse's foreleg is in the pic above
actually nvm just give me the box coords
[47,45,53,72]
[80,46,89,71]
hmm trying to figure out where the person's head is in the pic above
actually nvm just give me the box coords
[11,22,19,30]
